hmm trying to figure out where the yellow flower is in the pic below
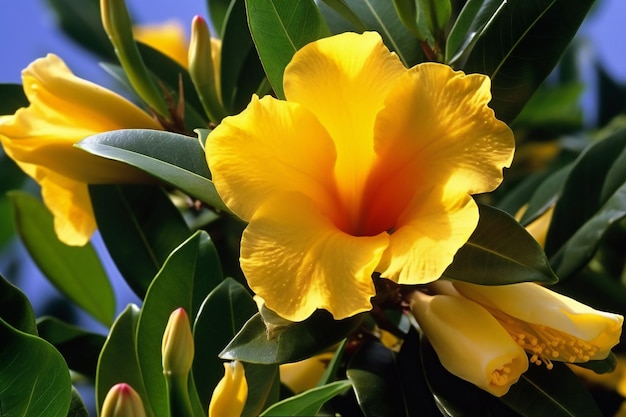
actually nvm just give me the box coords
[101,383,147,417]
[206,31,514,321]
[0,54,162,245]
[411,280,623,396]
[208,361,248,417]
[411,291,529,397]
[133,20,189,68]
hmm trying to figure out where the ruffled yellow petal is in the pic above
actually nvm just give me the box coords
[133,20,189,68]
[241,193,389,321]
[376,187,478,284]
[372,63,514,197]
[411,291,528,397]
[283,32,406,222]
[206,95,338,222]
[453,281,624,362]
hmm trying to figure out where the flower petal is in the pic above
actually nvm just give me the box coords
[283,32,406,217]
[133,20,189,68]
[376,187,478,285]
[240,193,389,321]
[206,95,338,222]
[372,63,514,197]
[453,281,623,358]
[411,291,528,397]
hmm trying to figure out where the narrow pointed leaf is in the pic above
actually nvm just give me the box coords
[79,129,230,212]
[246,0,331,99]
[9,191,115,326]
[442,204,558,285]
[260,380,352,416]
[96,304,155,417]
[89,184,191,298]
[136,231,223,417]
[318,0,367,31]
[0,273,37,335]
[242,364,281,417]
[0,318,72,417]
[461,0,595,123]
[220,311,365,364]
[68,386,90,417]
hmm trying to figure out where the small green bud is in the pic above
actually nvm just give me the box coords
[162,307,195,376]
[101,383,147,417]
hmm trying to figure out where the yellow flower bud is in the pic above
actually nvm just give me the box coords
[208,361,248,417]
[162,308,195,376]
[101,383,147,417]
[411,291,529,397]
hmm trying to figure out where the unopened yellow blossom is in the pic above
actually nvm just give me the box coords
[206,31,514,321]
[0,54,161,245]
[101,383,147,417]
[209,361,248,417]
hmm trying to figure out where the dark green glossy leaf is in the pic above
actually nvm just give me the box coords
[318,0,367,31]
[136,231,223,417]
[9,191,115,325]
[220,0,266,113]
[260,380,352,416]
[512,83,584,131]
[0,273,37,335]
[445,0,507,66]
[246,0,331,99]
[500,362,602,417]
[420,337,520,416]
[192,278,256,412]
[0,318,72,417]
[68,386,89,417]
[209,0,234,36]
[89,184,191,298]
[496,171,552,217]
[442,204,558,285]
[0,83,28,114]
[79,129,230,212]
[341,0,423,66]
[220,311,365,364]
[43,0,115,60]
[242,364,281,417]
[518,165,572,226]
[37,316,106,379]
[461,0,595,123]
[347,339,410,417]
[96,304,154,417]
[317,339,348,387]
[572,352,617,375]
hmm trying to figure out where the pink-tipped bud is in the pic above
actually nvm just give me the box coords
[101,383,147,417]
[162,307,195,376]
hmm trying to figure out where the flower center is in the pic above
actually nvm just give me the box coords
[487,308,598,370]
[491,365,512,387]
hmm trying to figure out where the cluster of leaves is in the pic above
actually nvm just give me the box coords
[2,0,626,416]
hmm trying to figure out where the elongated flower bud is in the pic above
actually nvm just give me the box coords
[100,0,169,118]
[209,361,248,417]
[101,383,147,417]
[189,15,226,123]
[162,307,195,376]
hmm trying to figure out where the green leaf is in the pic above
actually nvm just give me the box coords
[209,0,234,36]
[512,83,584,131]
[78,129,230,212]
[96,304,154,417]
[9,191,115,326]
[347,339,410,417]
[0,83,28,114]
[192,278,256,412]
[0,273,37,335]
[242,364,281,417]
[460,0,595,123]
[246,0,331,99]
[317,339,348,387]
[500,362,603,417]
[220,310,365,364]
[68,386,90,417]
[518,165,572,226]
[220,0,267,113]
[396,0,451,43]
[318,0,367,31]
[572,352,617,375]
[136,231,223,417]
[445,0,507,66]
[89,184,191,298]
[37,316,106,380]
[442,204,558,285]
[43,0,115,60]
[0,318,72,417]
[260,380,352,416]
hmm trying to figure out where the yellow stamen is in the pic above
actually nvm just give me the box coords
[486,307,598,370]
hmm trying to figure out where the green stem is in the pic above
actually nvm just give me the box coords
[165,374,196,417]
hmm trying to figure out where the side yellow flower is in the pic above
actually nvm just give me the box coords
[206,31,515,321]
[209,361,248,417]
[410,280,623,396]
[0,54,162,245]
